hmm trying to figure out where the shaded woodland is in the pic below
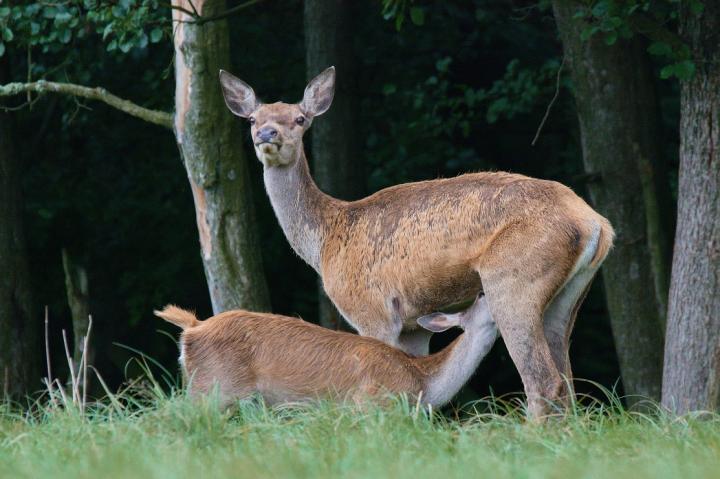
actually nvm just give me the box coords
[0,0,718,413]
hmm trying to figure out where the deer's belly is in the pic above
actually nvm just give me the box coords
[397,263,483,322]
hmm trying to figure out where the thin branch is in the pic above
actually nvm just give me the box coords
[169,4,197,18]
[0,95,41,112]
[532,56,565,146]
[44,307,52,386]
[193,0,263,25]
[187,0,200,17]
[172,0,266,25]
[0,80,173,129]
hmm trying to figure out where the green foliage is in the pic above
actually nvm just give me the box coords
[572,0,701,80]
[0,0,169,57]
[1,390,720,479]
[382,0,426,30]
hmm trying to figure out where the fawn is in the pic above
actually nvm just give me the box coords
[156,295,497,407]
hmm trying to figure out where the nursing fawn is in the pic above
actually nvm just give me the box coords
[156,295,497,408]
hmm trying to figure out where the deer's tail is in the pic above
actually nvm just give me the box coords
[589,217,615,269]
[154,305,200,330]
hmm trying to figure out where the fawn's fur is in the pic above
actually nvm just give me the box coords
[156,295,497,408]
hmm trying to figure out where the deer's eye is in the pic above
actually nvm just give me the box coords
[248,117,256,125]
[295,116,305,126]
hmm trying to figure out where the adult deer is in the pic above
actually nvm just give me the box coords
[219,67,613,418]
[156,295,497,407]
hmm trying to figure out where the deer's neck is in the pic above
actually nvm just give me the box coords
[415,323,497,407]
[263,150,341,272]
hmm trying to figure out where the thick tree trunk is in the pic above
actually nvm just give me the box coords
[61,249,93,384]
[553,1,667,403]
[304,0,363,329]
[0,77,39,398]
[661,1,720,414]
[172,0,270,313]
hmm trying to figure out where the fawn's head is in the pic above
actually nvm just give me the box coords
[416,296,493,333]
[219,67,335,168]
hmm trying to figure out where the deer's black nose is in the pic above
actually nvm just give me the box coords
[257,127,278,143]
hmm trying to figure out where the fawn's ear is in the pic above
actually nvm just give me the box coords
[300,66,335,117]
[219,70,258,118]
[417,312,460,333]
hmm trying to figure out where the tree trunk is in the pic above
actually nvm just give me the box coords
[552,0,667,404]
[61,249,93,386]
[661,1,720,414]
[172,0,270,314]
[304,0,363,329]
[0,66,39,398]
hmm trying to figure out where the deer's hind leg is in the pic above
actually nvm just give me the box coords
[475,223,578,420]
[542,268,596,395]
[542,223,603,399]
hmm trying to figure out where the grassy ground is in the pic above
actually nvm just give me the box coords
[1,385,719,479]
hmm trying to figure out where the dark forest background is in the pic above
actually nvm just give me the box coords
[1,0,717,412]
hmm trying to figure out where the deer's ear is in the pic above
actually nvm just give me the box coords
[416,312,460,333]
[219,70,258,118]
[300,66,335,117]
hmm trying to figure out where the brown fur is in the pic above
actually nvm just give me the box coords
[219,69,615,419]
[156,306,473,407]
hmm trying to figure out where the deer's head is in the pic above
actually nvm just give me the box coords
[219,67,335,168]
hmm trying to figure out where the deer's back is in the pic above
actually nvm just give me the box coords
[320,171,604,326]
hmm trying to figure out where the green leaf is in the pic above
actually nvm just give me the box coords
[103,23,114,40]
[0,7,10,18]
[580,26,599,41]
[30,22,40,35]
[659,64,675,79]
[394,12,404,31]
[591,1,608,17]
[150,27,163,43]
[572,7,588,19]
[648,41,672,57]
[107,39,117,51]
[119,41,132,53]
[0,43,5,57]
[436,57,452,72]
[673,60,695,80]
[382,83,397,95]
[43,6,57,18]
[409,7,425,26]
[604,31,617,45]
[691,1,704,14]
[59,28,71,44]
[2,27,13,42]
[54,12,72,24]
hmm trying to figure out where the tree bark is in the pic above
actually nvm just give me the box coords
[0,66,39,399]
[661,1,720,414]
[552,0,667,404]
[304,0,363,329]
[61,249,93,384]
[172,0,270,313]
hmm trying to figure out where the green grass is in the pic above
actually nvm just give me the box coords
[1,384,719,479]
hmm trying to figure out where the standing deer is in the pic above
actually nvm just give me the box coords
[155,295,497,407]
[219,67,614,418]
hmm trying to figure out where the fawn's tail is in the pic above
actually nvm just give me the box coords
[154,304,200,330]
